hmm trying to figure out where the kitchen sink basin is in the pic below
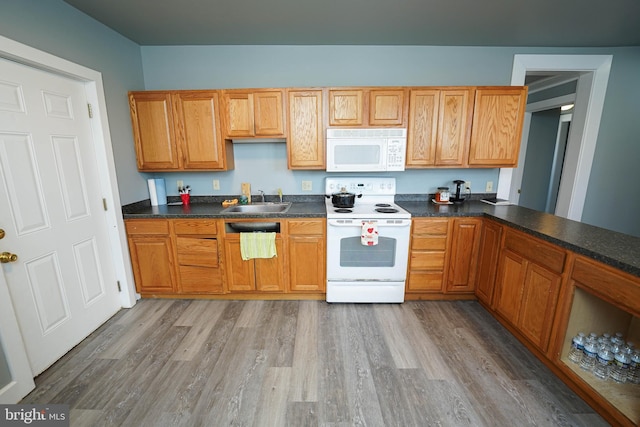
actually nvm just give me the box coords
[221,202,292,214]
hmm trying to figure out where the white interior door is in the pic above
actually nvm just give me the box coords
[0,270,35,403]
[0,58,121,375]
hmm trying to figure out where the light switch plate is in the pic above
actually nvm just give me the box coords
[486,181,494,192]
[177,180,183,191]
[213,179,220,190]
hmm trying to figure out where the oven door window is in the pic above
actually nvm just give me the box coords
[340,236,396,267]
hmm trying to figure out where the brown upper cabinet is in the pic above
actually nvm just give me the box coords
[129,90,233,171]
[468,86,528,167]
[407,86,527,168]
[221,89,285,138]
[287,89,325,169]
[406,87,474,167]
[328,87,407,127]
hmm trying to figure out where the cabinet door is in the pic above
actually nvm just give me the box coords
[255,239,285,292]
[289,235,326,292]
[494,249,527,325]
[468,87,527,167]
[127,236,176,293]
[446,218,482,293]
[224,238,255,291]
[475,220,503,306]
[435,88,474,167]
[329,89,363,126]
[173,91,229,170]
[287,89,325,169]
[254,91,285,136]
[129,92,179,170]
[224,93,255,137]
[406,89,439,167]
[519,263,561,352]
[369,89,405,126]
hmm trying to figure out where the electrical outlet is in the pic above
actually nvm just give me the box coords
[465,181,471,191]
[213,179,220,190]
[177,180,183,191]
[486,181,494,192]
[302,180,312,191]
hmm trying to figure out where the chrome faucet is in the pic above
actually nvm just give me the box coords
[257,190,265,203]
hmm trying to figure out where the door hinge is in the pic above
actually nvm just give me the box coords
[117,281,122,292]
[102,198,108,211]
[87,103,94,118]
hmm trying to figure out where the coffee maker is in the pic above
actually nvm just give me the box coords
[451,179,468,204]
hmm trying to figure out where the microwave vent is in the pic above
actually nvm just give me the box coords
[327,128,406,139]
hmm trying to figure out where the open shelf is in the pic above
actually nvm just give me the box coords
[560,287,640,424]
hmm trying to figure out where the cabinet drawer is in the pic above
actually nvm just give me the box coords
[411,236,447,251]
[173,219,218,235]
[126,220,169,235]
[408,271,444,292]
[178,266,223,293]
[504,229,566,273]
[288,219,324,235]
[412,219,449,235]
[410,251,445,270]
[572,256,640,316]
[176,237,218,267]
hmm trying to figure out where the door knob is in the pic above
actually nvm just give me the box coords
[0,252,18,263]
[0,229,4,239]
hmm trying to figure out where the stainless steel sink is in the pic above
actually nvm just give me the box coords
[221,202,292,214]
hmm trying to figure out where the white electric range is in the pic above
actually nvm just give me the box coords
[325,177,411,303]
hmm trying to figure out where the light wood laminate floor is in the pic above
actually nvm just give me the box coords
[22,299,609,426]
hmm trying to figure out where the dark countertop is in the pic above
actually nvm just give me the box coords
[123,196,640,278]
[397,199,640,278]
[122,195,327,219]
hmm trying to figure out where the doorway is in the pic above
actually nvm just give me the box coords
[499,54,613,221]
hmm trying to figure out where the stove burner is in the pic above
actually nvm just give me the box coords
[375,207,399,214]
[375,203,392,207]
[334,208,353,213]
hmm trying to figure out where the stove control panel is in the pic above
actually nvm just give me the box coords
[325,177,397,196]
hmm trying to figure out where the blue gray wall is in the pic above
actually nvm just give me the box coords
[1,0,639,236]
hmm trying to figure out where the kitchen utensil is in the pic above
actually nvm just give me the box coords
[325,187,362,208]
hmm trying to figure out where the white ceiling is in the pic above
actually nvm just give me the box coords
[62,0,640,47]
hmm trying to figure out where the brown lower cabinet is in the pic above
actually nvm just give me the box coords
[477,223,640,427]
[493,228,566,354]
[406,217,482,298]
[286,219,326,292]
[224,235,285,292]
[173,219,223,294]
[125,217,325,297]
[126,219,177,294]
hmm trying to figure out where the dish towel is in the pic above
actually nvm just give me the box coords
[240,232,277,260]
[361,220,379,246]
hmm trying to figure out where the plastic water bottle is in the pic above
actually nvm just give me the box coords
[628,351,640,384]
[597,333,611,348]
[580,335,599,372]
[593,345,614,380]
[610,350,631,383]
[567,332,586,364]
[610,336,624,355]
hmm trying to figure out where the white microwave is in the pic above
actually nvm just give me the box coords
[326,128,407,172]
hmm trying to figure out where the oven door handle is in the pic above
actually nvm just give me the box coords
[327,219,411,227]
